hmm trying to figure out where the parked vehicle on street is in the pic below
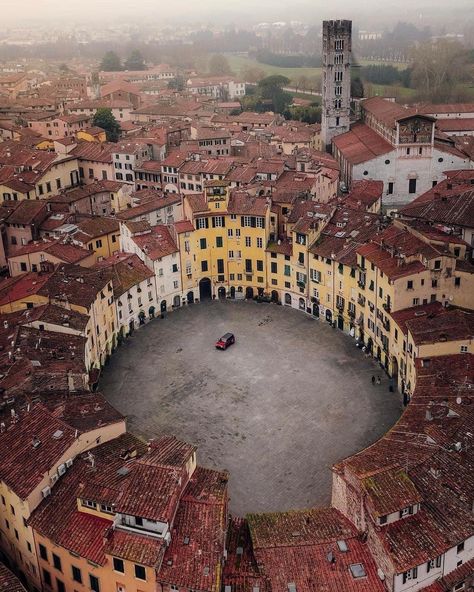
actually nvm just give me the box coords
[215,332,235,350]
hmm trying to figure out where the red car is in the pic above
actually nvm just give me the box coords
[215,333,235,350]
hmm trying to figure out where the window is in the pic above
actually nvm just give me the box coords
[284,265,291,277]
[257,237,263,249]
[172,264,178,273]
[200,238,207,250]
[434,259,441,270]
[235,229,241,237]
[407,280,413,290]
[135,564,146,581]
[409,178,417,194]
[201,261,208,272]
[245,237,251,247]
[227,229,233,237]
[212,216,223,228]
[387,182,394,195]
[257,260,263,272]
[457,542,465,553]
[56,579,65,592]
[271,262,278,274]
[402,567,418,584]
[400,506,413,518]
[379,515,387,525]
[216,236,223,248]
[217,259,224,274]
[95,239,102,248]
[72,566,82,583]
[39,544,48,561]
[427,556,442,572]
[461,345,468,353]
[89,574,100,592]
[52,554,62,572]
[43,569,52,587]
[197,218,207,229]
[310,269,321,283]
[113,558,124,573]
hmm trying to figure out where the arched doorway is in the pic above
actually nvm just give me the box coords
[128,320,134,335]
[285,293,292,305]
[245,287,254,299]
[325,309,332,323]
[312,302,319,317]
[218,286,226,299]
[149,305,156,318]
[173,295,181,308]
[392,356,399,385]
[187,291,194,304]
[160,300,167,314]
[199,277,212,300]
[271,290,279,303]
[337,315,344,330]
[230,286,236,299]
[299,298,305,310]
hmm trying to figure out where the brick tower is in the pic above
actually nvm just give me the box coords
[321,20,352,151]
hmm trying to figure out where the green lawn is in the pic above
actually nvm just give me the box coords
[356,58,410,71]
[219,54,322,83]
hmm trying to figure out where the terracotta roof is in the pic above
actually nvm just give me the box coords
[116,193,181,221]
[361,97,422,129]
[105,528,165,567]
[248,509,385,592]
[73,216,119,241]
[130,224,178,260]
[157,467,228,592]
[361,468,422,518]
[37,264,111,310]
[174,219,195,233]
[0,404,77,499]
[405,308,474,346]
[29,433,147,563]
[9,239,92,264]
[400,187,474,229]
[93,253,154,297]
[71,141,116,163]
[0,563,27,592]
[333,123,393,165]
[343,179,383,210]
[5,200,47,225]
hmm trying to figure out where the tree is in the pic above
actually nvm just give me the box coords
[92,108,121,142]
[240,66,265,84]
[257,75,292,113]
[410,40,469,102]
[208,54,232,76]
[351,77,365,99]
[125,50,146,71]
[168,76,185,92]
[101,51,122,72]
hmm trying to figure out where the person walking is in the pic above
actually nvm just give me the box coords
[376,376,381,385]
[371,375,376,385]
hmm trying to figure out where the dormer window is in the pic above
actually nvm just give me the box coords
[83,499,97,509]
[399,506,414,519]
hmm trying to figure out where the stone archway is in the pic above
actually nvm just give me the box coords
[199,277,212,300]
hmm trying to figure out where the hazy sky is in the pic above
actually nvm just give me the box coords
[1,0,473,27]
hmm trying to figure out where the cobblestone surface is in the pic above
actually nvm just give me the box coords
[100,300,402,516]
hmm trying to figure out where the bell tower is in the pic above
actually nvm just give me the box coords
[321,20,352,152]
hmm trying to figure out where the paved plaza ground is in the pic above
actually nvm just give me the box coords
[100,300,402,516]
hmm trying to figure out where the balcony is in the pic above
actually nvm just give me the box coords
[348,308,356,319]
[336,301,345,312]
[358,296,366,306]
[382,302,391,313]
[357,280,366,289]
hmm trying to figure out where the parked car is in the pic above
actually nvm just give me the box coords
[215,332,235,350]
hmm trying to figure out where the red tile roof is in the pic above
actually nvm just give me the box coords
[105,528,165,567]
[130,224,178,260]
[333,123,393,165]
[157,467,228,592]
[0,563,27,591]
[0,404,77,499]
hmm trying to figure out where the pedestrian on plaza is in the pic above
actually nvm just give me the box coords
[371,375,376,385]
[376,376,381,385]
